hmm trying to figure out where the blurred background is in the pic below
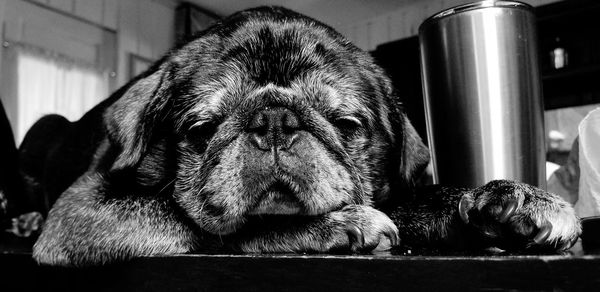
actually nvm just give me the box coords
[0,0,597,169]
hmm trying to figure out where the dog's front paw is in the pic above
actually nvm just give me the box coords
[236,205,399,254]
[458,180,581,251]
[328,205,400,252]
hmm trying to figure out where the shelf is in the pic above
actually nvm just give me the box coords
[536,0,600,25]
[542,64,600,82]
[2,252,600,291]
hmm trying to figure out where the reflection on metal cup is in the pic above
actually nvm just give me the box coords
[419,0,546,188]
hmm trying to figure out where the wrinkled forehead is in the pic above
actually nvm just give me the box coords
[171,18,382,124]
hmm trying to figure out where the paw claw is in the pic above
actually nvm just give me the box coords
[346,224,365,248]
[498,199,518,223]
[384,227,400,247]
[458,195,473,224]
[533,221,553,245]
[559,237,576,251]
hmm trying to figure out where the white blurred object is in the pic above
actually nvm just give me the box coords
[546,161,560,180]
[575,108,600,218]
[548,130,566,141]
[547,138,579,205]
[545,104,598,152]
[548,130,565,150]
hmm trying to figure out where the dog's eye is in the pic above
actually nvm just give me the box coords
[186,121,218,152]
[334,116,364,139]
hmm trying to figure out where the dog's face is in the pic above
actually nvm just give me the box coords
[105,7,429,235]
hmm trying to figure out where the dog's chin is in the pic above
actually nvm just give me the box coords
[249,181,304,215]
[249,191,303,215]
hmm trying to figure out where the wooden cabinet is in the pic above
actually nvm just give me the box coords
[371,36,427,143]
[175,2,220,45]
[537,0,600,109]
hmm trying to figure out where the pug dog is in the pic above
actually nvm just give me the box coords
[29,6,580,266]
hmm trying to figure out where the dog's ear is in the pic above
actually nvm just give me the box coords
[397,113,430,188]
[104,65,172,171]
[386,95,430,190]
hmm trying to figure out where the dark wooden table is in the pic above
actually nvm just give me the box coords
[2,240,600,292]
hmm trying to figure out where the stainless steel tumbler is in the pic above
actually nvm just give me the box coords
[419,0,546,188]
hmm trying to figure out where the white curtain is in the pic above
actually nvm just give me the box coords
[14,47,108,144]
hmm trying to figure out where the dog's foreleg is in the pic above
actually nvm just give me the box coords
[32,172,201,266]
[385,185,474,250]
[387,181,580,251]
[229,205,400,253]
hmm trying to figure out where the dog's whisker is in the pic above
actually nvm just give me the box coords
[155,179,176,196]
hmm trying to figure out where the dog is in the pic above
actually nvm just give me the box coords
[25,7,580,266]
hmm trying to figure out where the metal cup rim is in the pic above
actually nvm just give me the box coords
[419,0,533,35]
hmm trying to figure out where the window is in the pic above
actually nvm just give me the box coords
[12,45,109,144]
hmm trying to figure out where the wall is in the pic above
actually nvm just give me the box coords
[116,0,176,86]
[1,0,110,67]
[0,0,176,88]
[29,0,119,30]
[339,0,564,51]
[0,0,176,139]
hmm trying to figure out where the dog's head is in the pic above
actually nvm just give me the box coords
[104,7,429,235]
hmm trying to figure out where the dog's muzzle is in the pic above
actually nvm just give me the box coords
[248,106,300,153]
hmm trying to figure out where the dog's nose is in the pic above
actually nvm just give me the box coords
[248,107,300,151]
